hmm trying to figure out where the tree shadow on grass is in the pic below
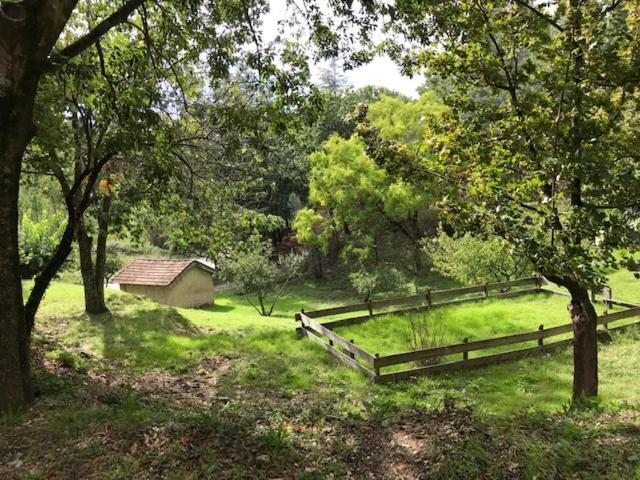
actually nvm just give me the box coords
[198,303,234,313]
[83,298,236,371]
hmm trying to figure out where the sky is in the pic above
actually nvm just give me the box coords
[263,0,423,98]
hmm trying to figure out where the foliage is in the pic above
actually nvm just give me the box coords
[18,184,67,279]
[350,0,640,398]
[376,1,640,291]
[143,69,316,261]
[221,243,306,316]
[294,134,433,270]
[312,83,404,145]
[19,209,66,280]
[349,265,407,302]
[103,250,124,286]
[366,91,446,148]
[428,230,532,286]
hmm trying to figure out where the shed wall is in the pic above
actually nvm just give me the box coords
[120,266,214,308]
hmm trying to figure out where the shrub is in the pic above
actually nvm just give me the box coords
[349,265,407,302]
[428,230,532,285]
[221,243,306,316]
[402,311,445,365]
[104,249,124,285]
[19,209,66,279]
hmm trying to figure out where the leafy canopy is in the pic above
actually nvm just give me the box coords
[375,1,640,290]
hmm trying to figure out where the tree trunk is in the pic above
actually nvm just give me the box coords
[0,38,42,411]
[410,213,423,274]
[413,241,423,274]
[567,284,599,399]
[0,0,142,413]
[78,222,108,314]
[94,194,112,305]
[0,135,34,412]
[311,247,324,279]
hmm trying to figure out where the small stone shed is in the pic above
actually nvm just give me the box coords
[113,258,215,308]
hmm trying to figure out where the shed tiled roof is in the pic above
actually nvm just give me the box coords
[112,258,215,286]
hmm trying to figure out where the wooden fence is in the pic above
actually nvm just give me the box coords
[296,277,640,383]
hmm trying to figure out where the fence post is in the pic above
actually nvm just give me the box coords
[349,339,356,359]
[462,337,469,361]
[374,353,380,377]
[367,300,373,318]
[483,284,489,298]
[536,276,542,292]
[295,310,303,334]
[538,324,544,347]
[605,287,613,308]
[426,289,432,308]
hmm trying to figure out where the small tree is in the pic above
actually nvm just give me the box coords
[349,265,408,303]
[429,230,532,286]
[402,311,446,366]
[222,244,306,316]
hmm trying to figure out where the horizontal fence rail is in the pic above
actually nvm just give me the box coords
[303,276,540,320]
[296,277,640,383]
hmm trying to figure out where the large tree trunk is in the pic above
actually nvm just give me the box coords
[0,0,82,414]
[0,38,42,411]
[566,284,599,399]
[0,0,144,413]
[78,222,108,314]
[549,275,599,400]
[0,133,34,412]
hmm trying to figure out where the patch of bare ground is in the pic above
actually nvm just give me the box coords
[333,408,487,480]
[88,354,236,408]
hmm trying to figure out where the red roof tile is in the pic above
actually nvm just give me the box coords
[112,258,215,286]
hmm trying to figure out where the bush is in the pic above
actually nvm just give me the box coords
[349,265,408,302]
[19,209,66,279]
[402,311,445,365]
[104,249,125,285]
[221,242,306,316]
[428,230,532,285]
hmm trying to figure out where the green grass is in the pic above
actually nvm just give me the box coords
[26,268,640,417]
[8,271,640,478]
[335,293,600,357]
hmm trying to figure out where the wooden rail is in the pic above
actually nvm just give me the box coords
[304,276,540,320]
[300,313,375,365]
[296,277,640,383]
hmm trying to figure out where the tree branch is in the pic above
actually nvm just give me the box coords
[512,0,564,32]
[24,152,115,333]
[50,0,146,65]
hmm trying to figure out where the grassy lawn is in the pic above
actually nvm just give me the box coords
[30,272,640,415]
[334,293,603,358]
[3,272,640,478]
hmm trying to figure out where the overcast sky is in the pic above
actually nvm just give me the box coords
[263,1,423,98]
